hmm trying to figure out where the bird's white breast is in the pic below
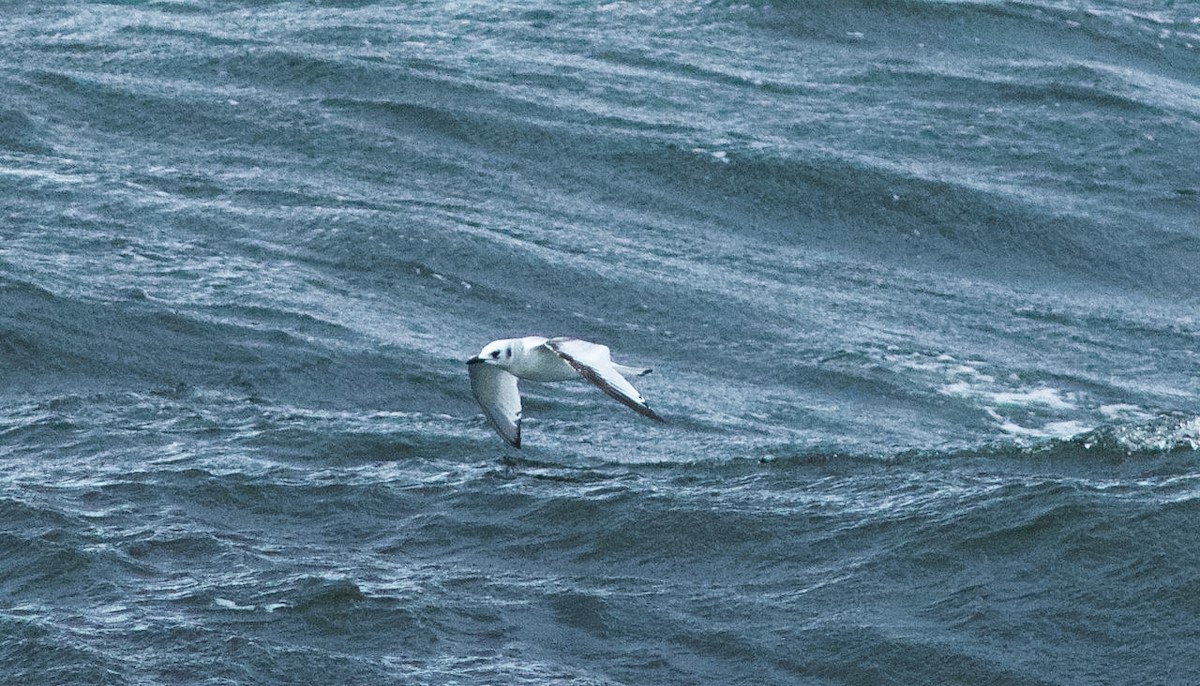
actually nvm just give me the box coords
[509,341,578,382]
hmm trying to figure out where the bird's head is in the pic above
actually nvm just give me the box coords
[467,339,516,366]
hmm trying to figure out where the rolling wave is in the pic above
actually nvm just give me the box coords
[2,0,1199,683]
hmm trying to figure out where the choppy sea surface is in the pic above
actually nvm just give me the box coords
[3,1,1200,683]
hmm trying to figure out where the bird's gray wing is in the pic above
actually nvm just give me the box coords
[546,338,664,422]
[468,361,522,447]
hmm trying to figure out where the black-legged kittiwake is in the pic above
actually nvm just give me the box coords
[467,336,664,447]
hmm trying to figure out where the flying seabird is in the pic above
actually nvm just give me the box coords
[467,336,663,447]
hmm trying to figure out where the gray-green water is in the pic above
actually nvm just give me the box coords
[3,1,1200,683]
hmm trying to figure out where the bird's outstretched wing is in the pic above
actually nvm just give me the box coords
[468,360,522,447]
[546,338,664,422]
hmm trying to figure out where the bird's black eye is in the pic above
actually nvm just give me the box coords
[505,348,512,358]
[491,350,500,358]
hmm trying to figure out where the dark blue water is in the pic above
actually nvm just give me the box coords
[3,1,1200,683]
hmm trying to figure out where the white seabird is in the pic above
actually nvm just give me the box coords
[467,336,664,447]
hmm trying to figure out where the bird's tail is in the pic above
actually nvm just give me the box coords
[613,363,652,377]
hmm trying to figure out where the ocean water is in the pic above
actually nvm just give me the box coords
[2,0,1200,683]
